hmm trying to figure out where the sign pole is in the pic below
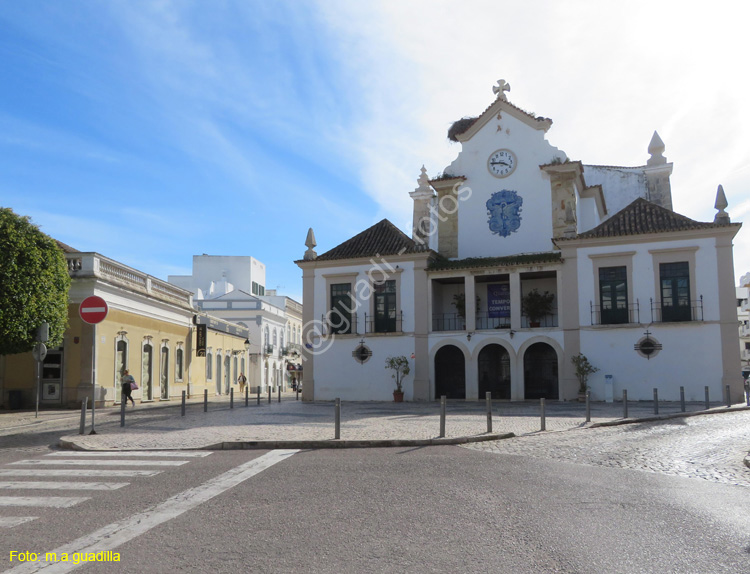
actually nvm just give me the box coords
[90,322,97,434]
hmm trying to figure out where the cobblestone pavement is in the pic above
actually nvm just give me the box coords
[464,410,750,488]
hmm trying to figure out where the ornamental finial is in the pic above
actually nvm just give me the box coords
[714,185,730,224]
[304,228,317,260]
[492,79,511,100]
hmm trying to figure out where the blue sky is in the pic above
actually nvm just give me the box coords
[2,1,749,302]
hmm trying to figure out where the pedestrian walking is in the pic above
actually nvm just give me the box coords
[238,372,247,394]
[121,369,136,407]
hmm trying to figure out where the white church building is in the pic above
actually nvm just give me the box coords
[297,81,742,403]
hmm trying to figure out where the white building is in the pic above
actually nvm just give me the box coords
[169,256,302,392]
[297,81,743,404]
[738,272,750,378]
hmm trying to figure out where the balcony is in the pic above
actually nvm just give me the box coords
[476,313,511,330]
[432,313,465,332]
[264,344,274,355]
[364,311,404,334]
[650,297,703,323]
[521,310,558,329]
[590,301,640,325]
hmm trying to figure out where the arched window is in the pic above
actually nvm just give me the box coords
[273,329,277,346]
[206,349,213,380]
[264,326,269,346]
[175,344,184,382]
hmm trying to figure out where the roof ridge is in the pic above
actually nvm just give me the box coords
[315,219,424,262]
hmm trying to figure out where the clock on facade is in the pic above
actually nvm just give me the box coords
[487,149,517,178]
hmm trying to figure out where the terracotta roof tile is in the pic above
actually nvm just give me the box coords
[559,198,739,240]
[315,219,426,262]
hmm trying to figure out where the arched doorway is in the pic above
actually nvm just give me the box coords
[434,345,465,399]
[478,344,511,399]
[142,342,153,400]
[216,353,223,395]
[523,343,558,400]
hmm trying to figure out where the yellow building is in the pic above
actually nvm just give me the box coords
[0,247,250,409]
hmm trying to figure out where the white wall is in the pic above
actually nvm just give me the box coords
[443,112,565,259]
[314,336,416,401]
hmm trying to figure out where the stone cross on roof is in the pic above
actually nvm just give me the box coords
[492,79,511,100]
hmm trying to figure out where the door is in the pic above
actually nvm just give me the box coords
[523,343,558,400]
[142,343,153,400]
[478,344,511,399]
[434,345,465,399]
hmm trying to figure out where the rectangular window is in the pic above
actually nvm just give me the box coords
[374,280,397,332]
[599,266,628,324]
[660,262,691,322]
[330,283,353,334]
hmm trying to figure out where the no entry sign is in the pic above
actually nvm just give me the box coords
[79,295,109,325]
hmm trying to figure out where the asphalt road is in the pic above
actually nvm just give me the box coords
[0,415,749,573]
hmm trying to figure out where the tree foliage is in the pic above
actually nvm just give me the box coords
[0,208,70,355]
[385,355,410,392]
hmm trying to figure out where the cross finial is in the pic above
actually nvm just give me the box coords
[492,79,511,100]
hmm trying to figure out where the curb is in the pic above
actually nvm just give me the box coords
[588,404,750,428]
[59,432,515,452]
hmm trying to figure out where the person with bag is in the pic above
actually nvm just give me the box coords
[237,372,247,394]
[121,369,136,407]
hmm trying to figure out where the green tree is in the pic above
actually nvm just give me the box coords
[0,208,70,355]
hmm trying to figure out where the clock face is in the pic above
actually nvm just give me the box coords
[488,149,517,178]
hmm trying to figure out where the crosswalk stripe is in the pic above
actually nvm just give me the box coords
[11,459,188,467]
[0,496,89,508]
[0,481,129,491]
[0,469,162,478]
[0,516,37,528]
[46,451,212,458]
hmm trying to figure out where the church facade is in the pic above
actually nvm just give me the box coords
[297,82,742,404]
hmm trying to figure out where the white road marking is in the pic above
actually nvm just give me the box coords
[0,469,162,478]
[1,449,299,573]
[0,516,37,528]
[0,482,129,491]
[0,496,89,508]
[10,459,188,467]
[45,451,212,458]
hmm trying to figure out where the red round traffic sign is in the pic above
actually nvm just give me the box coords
[79,295,109,325]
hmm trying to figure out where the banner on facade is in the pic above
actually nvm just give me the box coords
[487,284,510,318]
[196,324,207,357]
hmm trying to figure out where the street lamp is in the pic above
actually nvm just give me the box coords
[244,339,251,352]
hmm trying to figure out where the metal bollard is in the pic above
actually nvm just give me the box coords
[486,392,492,433]
[79,397,88,435]
[268,386,272,404]
[623,389,628,419]
[278,385,281,403]
[204,389,208,413]
[439,395,446,438]
[680,386,685,413]
[230,388,234,409]
[120,397,126,428]
[181,391,186,417]
[296,385,300,401]
[540,398,546,431]
[334,398,341,439]
[257,386,261,406]
[746,389,750,407]
[705,386,710,410]
[726,384,731,408]
[585,390,591,423]
[245,385,249,407]
[653,388,659,415]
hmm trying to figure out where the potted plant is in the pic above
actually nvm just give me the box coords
[521,289,555,327]
[385,355,410,402]
[451,293,481,328]
[571,353,599,401]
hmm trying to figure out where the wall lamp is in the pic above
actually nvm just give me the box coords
[466,332,473,341]
[509,330,515,339]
